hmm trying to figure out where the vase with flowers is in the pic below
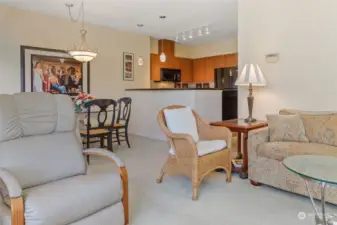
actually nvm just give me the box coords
[74,92,95,113]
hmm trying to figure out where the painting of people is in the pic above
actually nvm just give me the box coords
[21,46,90,96]
[32,55,83,96]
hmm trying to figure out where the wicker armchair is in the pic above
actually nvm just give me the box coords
[157,105,232,200]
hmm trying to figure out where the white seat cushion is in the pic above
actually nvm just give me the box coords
[22,171,122,225]
[163,107,199,142]
[169,140,227,156]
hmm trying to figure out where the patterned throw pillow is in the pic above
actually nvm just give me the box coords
[300,114,337,146]
[267,114,309,142]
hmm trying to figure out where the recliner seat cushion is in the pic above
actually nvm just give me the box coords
[0,132,85,189]
[23,172,122,225]
[169,140,227,156]
[257,142,337,161]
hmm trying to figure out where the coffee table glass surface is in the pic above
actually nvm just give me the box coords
[283,155,337,225]
[283,155,337,185]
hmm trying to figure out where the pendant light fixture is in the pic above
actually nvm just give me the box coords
[66,2,98,63]
[159,40,166,63]
[159,15,166,63]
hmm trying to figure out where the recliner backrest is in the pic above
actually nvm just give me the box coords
[0,92,86,189]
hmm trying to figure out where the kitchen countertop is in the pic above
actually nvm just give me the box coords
[125,88,226,91]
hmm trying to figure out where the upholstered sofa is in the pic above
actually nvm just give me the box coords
[0,93,128,225]
[248,109,337,204]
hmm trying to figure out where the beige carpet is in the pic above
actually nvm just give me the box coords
[89,135,337,225]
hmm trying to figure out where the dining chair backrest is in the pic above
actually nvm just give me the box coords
[84,99,117,131]
[117,97,132,125]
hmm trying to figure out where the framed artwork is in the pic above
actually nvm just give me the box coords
[123,52,134,81]
[20,46,90,97]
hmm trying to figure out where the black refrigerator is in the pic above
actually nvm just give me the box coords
[214,67,238,121]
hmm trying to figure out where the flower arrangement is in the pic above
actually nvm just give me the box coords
[74,92,95,112]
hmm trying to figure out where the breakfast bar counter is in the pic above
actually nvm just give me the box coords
[125,89,222,140]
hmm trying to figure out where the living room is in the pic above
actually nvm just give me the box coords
[1,0,337,225]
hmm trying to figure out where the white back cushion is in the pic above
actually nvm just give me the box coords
[163,107,199,142]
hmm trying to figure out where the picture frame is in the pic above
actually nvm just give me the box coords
[123,52,134,81]
[20,45,90,97]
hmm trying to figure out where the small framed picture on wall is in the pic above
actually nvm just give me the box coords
[123,52,134,81]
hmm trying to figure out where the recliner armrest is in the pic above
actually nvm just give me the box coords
[0,168,22,198]
[83,148,125,167]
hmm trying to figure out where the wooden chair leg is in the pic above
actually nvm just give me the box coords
[107,132,113,152]
[87,155,90,164]
[156,172,165,184]
[125,128,131,148]
[100,136,104,148]
[116,129,121,145]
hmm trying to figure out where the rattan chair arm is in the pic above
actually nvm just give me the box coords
[169,133,198,157]
[195,114,232,148]
[0,168,22,198]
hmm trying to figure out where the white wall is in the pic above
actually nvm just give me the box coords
[238,0,337,119]
[150,38,237,59]
[189,38,237,58]
[0,5,150,98]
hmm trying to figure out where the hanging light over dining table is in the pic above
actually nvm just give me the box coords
[66,2,98,63]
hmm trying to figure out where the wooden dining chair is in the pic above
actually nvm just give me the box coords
[80,99,117,162]
[113,97,132,148]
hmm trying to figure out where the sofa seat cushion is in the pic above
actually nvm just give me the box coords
[257,142,337,161]
[169,140,227,156]
[22,172,122,225]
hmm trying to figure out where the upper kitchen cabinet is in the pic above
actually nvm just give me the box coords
[179,58,193,82]
[225,53,238,67]
[213,55,226,69]
[204,57,215,82]
[151,53,161,81]
[193,58,205,82]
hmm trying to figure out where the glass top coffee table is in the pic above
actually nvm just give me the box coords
[283,155,337,225]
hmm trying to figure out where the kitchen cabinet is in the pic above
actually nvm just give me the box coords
[204,57,214,82]
[225,53,238,67]
[179,58,193,82]
[213,55,226,69]
[150,54,160,81]
[193,58,205,82]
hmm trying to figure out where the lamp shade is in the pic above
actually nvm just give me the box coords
[235,64,267,87]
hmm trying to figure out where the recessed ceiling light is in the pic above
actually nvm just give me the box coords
[137,24,144,27]
[159,15,166,19]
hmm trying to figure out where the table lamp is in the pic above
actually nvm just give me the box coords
[235,64,267,123]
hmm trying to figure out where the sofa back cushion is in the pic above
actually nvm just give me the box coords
[267,114,308,143]
[279,109,337,146]
[163,107,199,142]
[0,93,85,189]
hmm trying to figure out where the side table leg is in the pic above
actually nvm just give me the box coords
[239,132,248,179]
[236,132,243,159]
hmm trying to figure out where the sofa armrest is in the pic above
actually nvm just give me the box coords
[248,127,270,165]
[0,168,22,198]
[84,148,125,167]
[83,148,128,225]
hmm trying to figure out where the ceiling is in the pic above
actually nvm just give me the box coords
[0,0,238,46]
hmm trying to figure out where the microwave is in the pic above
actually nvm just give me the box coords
[160,68,181,82]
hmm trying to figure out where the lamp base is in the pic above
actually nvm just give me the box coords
[244,117,257,124]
